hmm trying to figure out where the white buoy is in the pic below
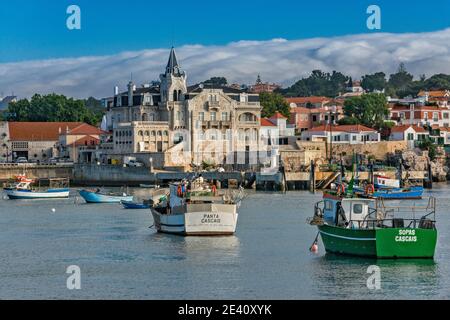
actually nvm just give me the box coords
[51,208,56,213]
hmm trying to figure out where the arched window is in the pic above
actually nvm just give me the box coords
[239,113,257,122]
[173,90,178,101]
[138,131,143,136]
[145,131,150,136]
[142,113,148,121]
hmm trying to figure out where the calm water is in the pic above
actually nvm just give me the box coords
[0,185,449,300]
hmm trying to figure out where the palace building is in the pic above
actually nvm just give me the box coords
[103,48,263,169]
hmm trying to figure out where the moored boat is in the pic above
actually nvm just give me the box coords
[4,178,70,199]
[308,189,437,258]
[79,189,133,203]
[150,177,244,236]
[354,174,424,200]
[121,200,151,209]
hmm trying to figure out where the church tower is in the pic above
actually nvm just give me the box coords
[160,47,187,103]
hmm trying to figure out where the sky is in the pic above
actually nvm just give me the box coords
[1,0,450,98]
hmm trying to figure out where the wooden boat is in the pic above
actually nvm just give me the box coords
[121,200,151,209]
[150,177,244,236]
[308,188,437,258]
[79,189,133,203]
[4,178,70,199]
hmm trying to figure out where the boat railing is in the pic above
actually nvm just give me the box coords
[375,196,436,222]
[351,217,436,230]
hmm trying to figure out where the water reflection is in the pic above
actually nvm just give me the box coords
[310,253,440,299]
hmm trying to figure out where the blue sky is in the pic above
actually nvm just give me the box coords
[1,0,450,63]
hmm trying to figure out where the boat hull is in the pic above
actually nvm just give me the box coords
[151,206,238,236]
[4,188,70,199]
[354,186,424,199]
[79,190,133,203]
[318,224,437,258]
[121,200,150,209]
[373,186,424,200]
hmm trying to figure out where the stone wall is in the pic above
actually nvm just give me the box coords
[330,141,408,161]
[0,164,73,181]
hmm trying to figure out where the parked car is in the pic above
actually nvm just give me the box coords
[127,160,144,167]
[16,157,28,164]
[48,158,58,164]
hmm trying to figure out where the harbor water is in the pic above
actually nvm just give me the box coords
[1,185,449,299]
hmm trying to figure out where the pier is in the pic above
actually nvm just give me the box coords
[0,163,428,190]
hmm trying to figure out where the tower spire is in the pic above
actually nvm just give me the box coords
[166,47,181,76]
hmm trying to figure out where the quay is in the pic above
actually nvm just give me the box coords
[0,163,429,191]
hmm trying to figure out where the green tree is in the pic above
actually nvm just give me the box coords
[202,77,228,87]
[388,63,414,97]
[259,92,290,118]
[343,93,388,129]
[361,72,387,92]
[337,117,360,125]
[279,70,349,97]
[6,93,102,125]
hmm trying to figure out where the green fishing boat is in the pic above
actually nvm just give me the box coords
[308,189,437,258]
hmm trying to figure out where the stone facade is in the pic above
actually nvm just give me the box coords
[103,48,263,168]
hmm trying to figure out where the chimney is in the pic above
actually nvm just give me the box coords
[128,81,134,107]
[114,86,119,96]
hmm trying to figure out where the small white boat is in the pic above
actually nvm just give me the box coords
[151,178,244,236]
[4,178,70,199]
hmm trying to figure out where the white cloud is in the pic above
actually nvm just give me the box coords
[2,28,450,99]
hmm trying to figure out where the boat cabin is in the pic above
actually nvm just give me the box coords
[321,194,375,229]
[374,175,400,189]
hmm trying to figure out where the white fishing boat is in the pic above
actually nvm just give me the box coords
[150,177,244,236]
[4,178,70,199]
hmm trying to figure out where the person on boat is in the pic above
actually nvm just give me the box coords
[335,202,348,227]
[181,183,186,197]
[211,184,217,195]
[177,185,182,197]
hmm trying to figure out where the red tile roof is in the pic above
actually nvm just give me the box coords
[8,122,104,141]
[269,111,287,120]
[286,96,330,104]
[68,123,106,135]
[418,90,449,97]
[390,125,428,133]
[260,118,276,126]
[308,124,376,133]
[8,122,84,141]
[68,135,100,147]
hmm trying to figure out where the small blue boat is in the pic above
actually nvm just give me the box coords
[354,185,423,199]
[372,186,424,199]
[121,200,151,209]
[79,189,134,203]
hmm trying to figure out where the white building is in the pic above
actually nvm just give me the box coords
[301,124,380,144]
[389,124,429,149]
